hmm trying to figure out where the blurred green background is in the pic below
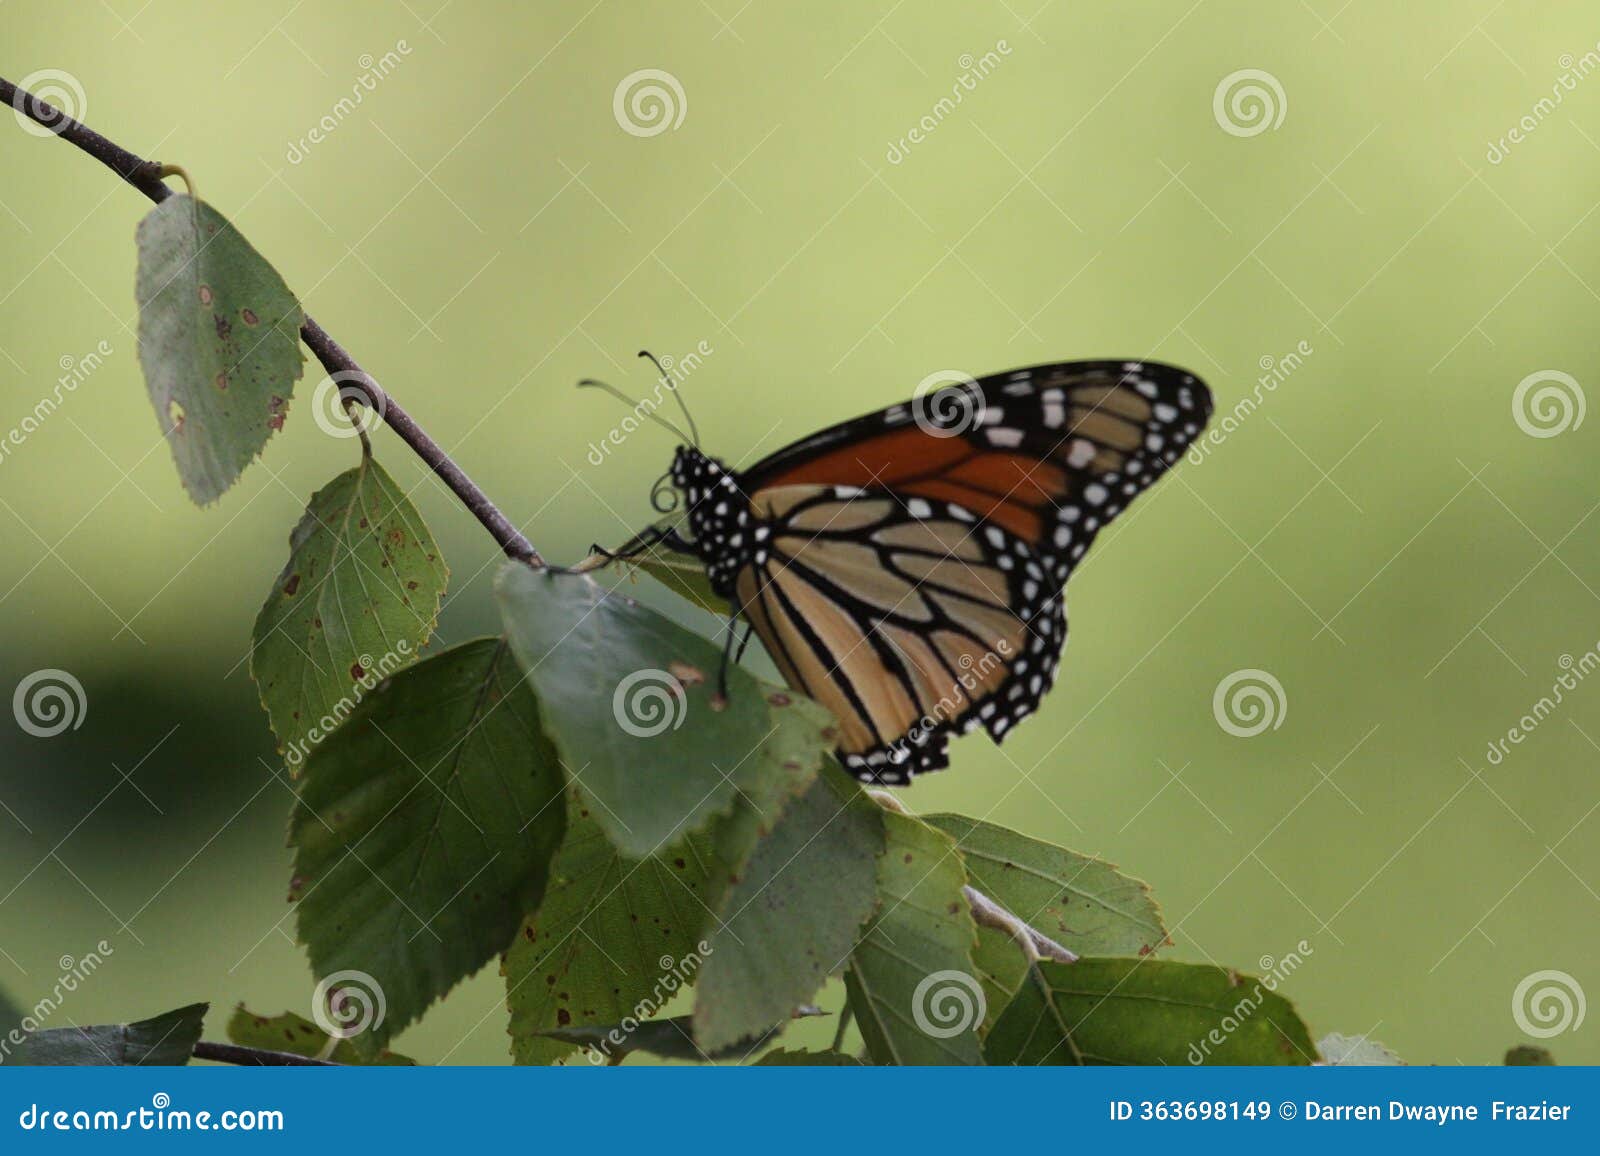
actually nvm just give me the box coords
[3,0,1598,1065]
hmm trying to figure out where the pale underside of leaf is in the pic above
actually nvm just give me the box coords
[135,195,305,505]
[693,764,884,1053]
[496,565,838,857]
[15,1003,208,1065]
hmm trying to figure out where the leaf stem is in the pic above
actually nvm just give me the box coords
[191,1040,340,1067]
[0,74,542,567]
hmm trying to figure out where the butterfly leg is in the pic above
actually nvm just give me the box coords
[587,523,694,563]
[715,613,746,700]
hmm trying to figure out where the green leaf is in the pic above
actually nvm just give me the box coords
[1319,1031,1404,1065]
[926,815,1167,1031]
[291,638,566,1052]
[846,809,982,1065]
[755,1048,864,1066]
[252,456,447,767]
[537,1010,814,1064]
[1506,1044,1557,1065]
[225,1005,415,1065]
[135,194,305,505]
[694,764,883,1052]
[506,706,825,1067]
[631,556,725,616]
[14,1003,207,1065]
[495,566,837,857]
[504,796,720,1066]
[984,959,1315,1066]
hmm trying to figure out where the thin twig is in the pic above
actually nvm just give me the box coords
[0,75,541,566]
[191,1040,340,1067]
[6,72,1076,973]
[963,884,1077,964]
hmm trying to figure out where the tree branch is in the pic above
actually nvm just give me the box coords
[5,76,1081,972]
[0,75,541,567]
[191,1040,340,1067]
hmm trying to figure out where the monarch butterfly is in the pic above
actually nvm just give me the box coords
[594,359,1212,785]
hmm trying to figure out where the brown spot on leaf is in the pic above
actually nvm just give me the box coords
[350,661,366,681]
[283,573,301,596]
[198,285,213,305]
[215,372,228,391]
[669,660,705,686]
[241,307,259,326]
[767,692,791,707]
[556,1009,571,1026]
[214,313,231,340]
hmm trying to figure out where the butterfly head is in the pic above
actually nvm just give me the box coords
[670,445,759,596]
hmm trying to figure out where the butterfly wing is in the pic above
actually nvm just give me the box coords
[732,360,1211,783]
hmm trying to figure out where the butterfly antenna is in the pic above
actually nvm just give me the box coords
[576,377,693,444]
[638,350,701,448]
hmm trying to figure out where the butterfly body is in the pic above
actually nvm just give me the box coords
[650,360,1212,785]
